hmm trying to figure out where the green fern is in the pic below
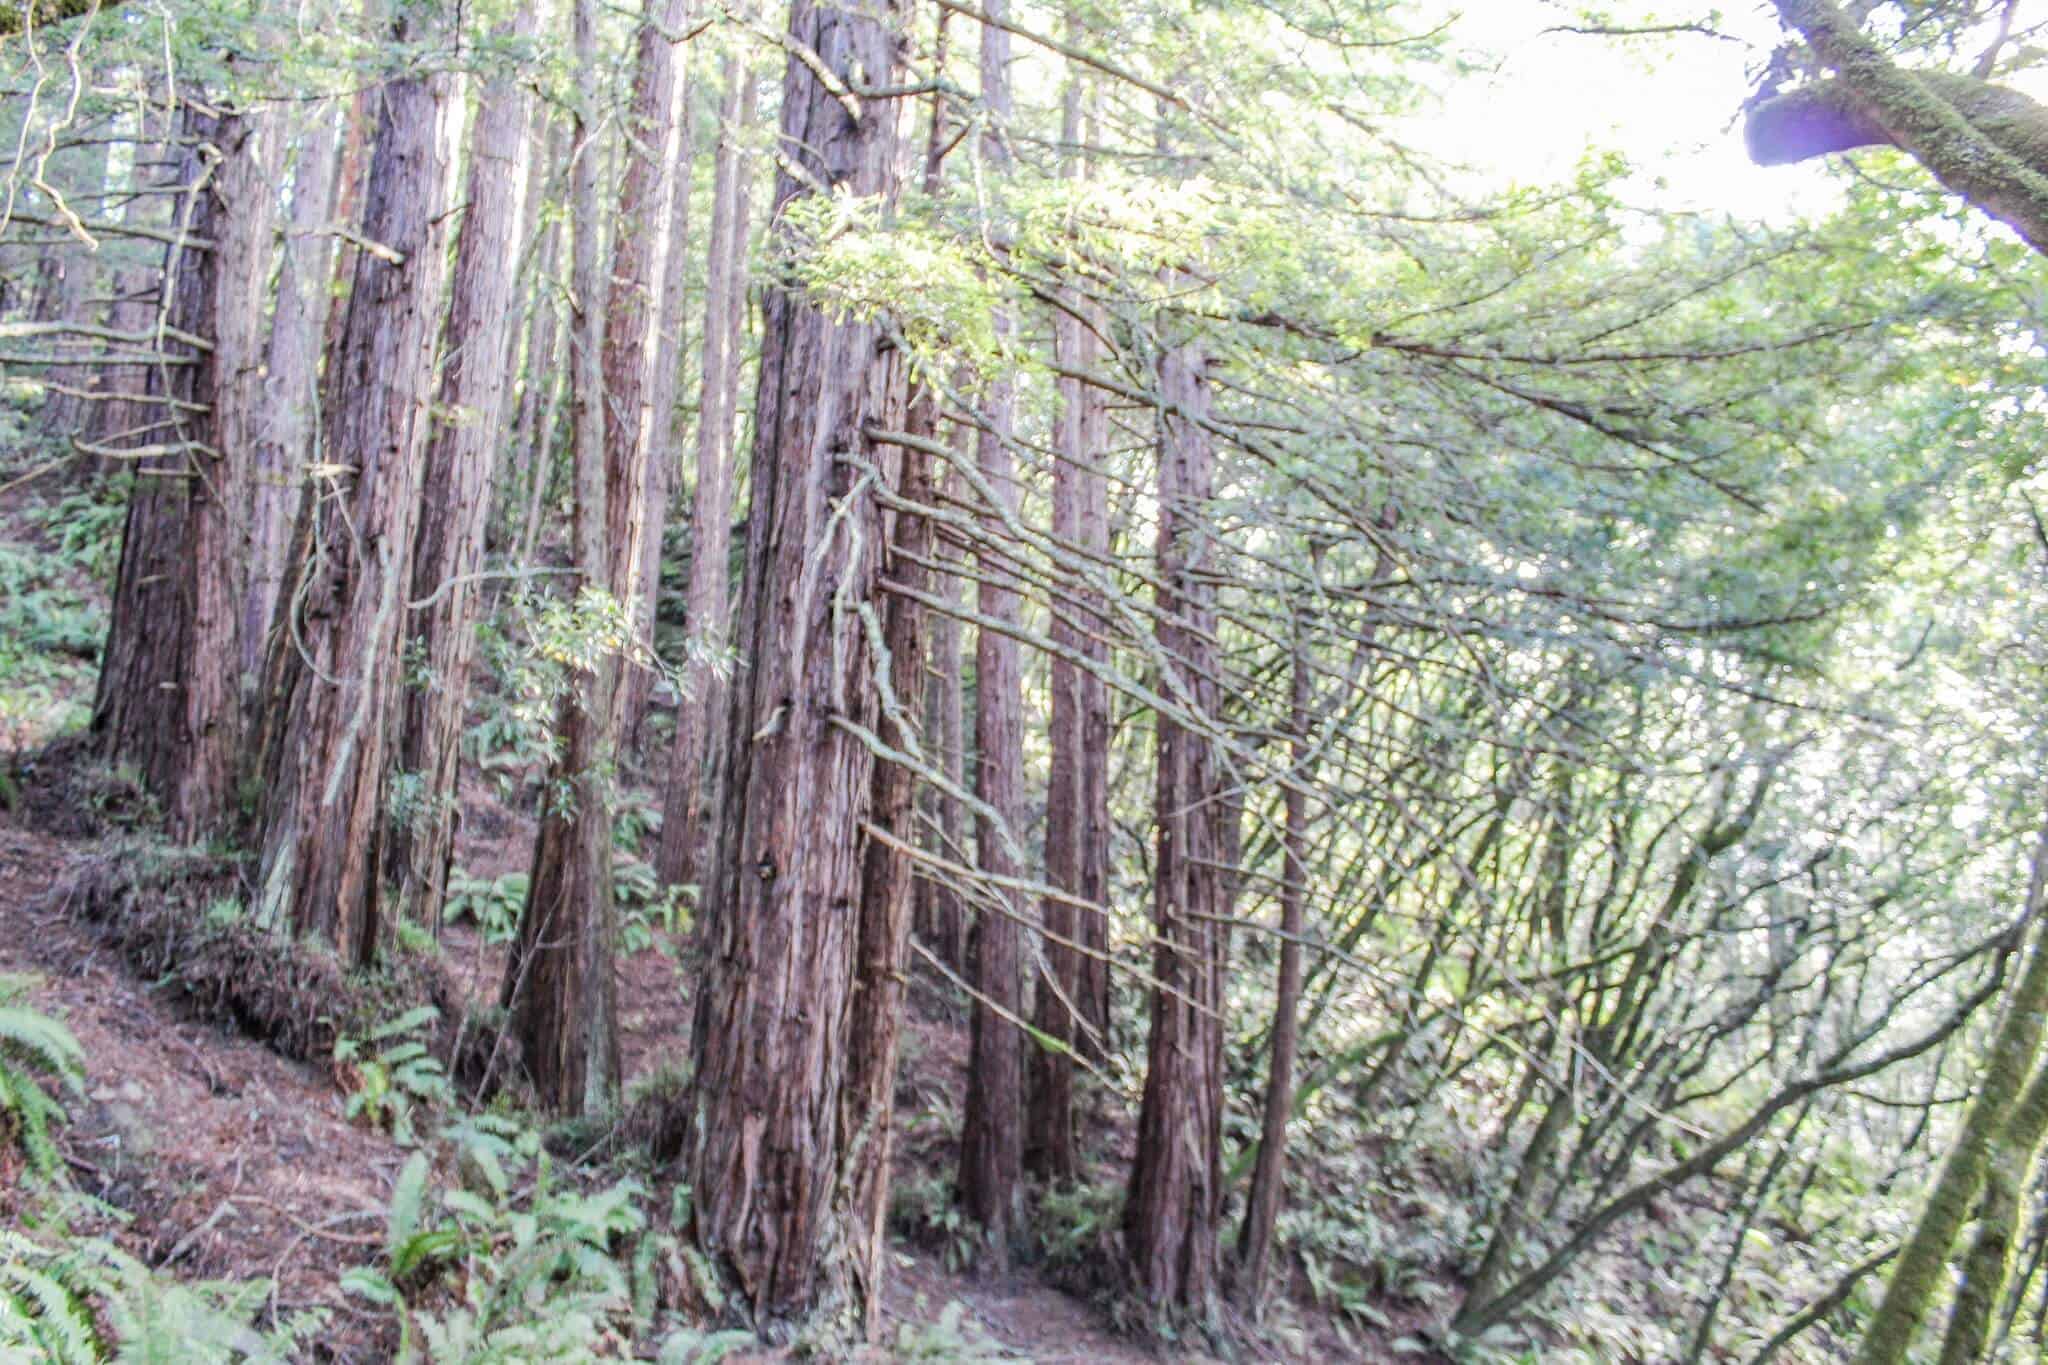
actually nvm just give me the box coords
[0,1230,104,1364]
[0,975,85,1182]
[0,1226,321,1364]
[344,1115,649,1361]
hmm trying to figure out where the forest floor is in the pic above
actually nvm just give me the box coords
[0,794,1189,1362]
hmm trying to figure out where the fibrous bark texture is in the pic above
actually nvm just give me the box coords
[1124,339,1227,1325]
[1028,38,1111,1182]
[244,102,339,683]
[685,0,908,1331]
[388,12,536,932]
[958,0,1025,1269]
[1232,603,1311,1310]
[94,100,270,844]
[254,46,449,963]
[500,0,625,1118]
[657,59,757,892]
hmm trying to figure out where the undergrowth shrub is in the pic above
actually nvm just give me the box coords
[0,974,84,1184]
[443,869,527,944]
[0,1223,321,1363]
[0,542,104,744]
[343,1115,655,1361]
[337,1006,453,1146]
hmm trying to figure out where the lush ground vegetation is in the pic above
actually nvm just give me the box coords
[6,0,2048,1360]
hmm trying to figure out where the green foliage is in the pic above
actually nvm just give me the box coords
[342,1114,648,1362]
[1032,1180,1122,1274]
[0,1224,321,1363]
[889,1300,1011,1363]
[888,1170,978,1274]
[443,868,528,944]
[21,481,126,584]
[0,974,84,1183]
[0,541,104,742]
[335,1006,450,1147]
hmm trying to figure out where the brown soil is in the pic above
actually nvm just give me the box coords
[0,783,1195,1362]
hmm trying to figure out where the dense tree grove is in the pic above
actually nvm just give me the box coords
[10,0,2048,1359]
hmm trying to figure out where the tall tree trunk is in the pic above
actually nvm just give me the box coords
[93,100,270,843]
[917,452,969,973]
[386,11,535,930]
[498,0,631,1116]
[1027,29,1108,1182]
[685,0,908,1331]
[621,11,697,749]
[1232,599,1312,1310]
[957,0,1024,1268]
[243,102,339,683]
[842,378,937,1345]
[32,136,108,450]
[656,59,757,892]
[488,98,554,557]
[1857,813,2048,1365]
[1938,1052,2048,1363]
[253,31,450,963]
[509,117,569,569]
[319,81,373,363]
[1124,337,1226,1325]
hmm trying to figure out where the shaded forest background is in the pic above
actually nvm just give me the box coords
[4,0,2048,1360]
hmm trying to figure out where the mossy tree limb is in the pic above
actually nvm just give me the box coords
[1937,1050,2048,1363]
[1857,815,2048,1365]
[1758,0,2048,254]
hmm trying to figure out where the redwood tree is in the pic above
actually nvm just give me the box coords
[656,57,757,892]
[243,103,338,681]
[94,99,270,843]
[253,27,450,962]
[389,13,536,929]
[1124,337,1228,1324]
[498,0,636,1116]
[685,0,911,1330]
[957,0,1027,1268]
[1027,36,1112,1182]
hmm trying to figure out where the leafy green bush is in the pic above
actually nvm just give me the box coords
[0,544,105,741]
[0,975,84,1183]
[443,869,528,944]
[0,1224,321,1363]
[342,1115,649,1361]
[22,482,128,584]
[335,1006,451,1147]
[889,1300,1012,1363]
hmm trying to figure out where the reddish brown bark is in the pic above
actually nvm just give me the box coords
[841,374,933,1345]
[656,59,758,892]
[685,0,909,1330]
[499,0,625,1116]
[244,103,339,682]
[1232,601,1311,1311]
[254,42,450,963]
[318,82,372,363]
[387,12,537,931]
[957,0,1025,1268]
[511,118,569,569]
[93,101,270,844]
[1124,339,1227,1325]
[613,0,695,748]
[915,451,970,973]
[1027,35,1111,1183]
